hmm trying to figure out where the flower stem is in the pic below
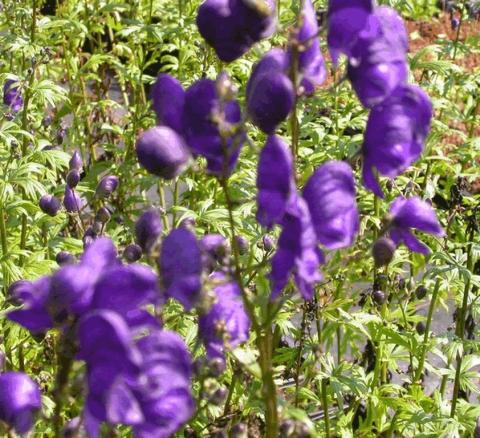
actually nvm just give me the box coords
[413,278,441,384]
[321,378,331,438]
[294,305,307,407]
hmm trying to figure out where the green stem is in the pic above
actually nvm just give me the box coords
[413,278,441,383]
[450,226,475,416]
[294,305,307,407]
[321,378,331,438]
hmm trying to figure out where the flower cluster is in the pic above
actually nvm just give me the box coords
[137,72,245,178]
[8,238,195,435]
[247,0,326,133]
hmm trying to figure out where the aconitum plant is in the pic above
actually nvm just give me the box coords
[0,0,478,437]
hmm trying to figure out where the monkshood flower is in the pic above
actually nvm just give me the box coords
[159,227,202,310]
[199,273,250,359]
[387,196,444,254]
[183,78,245,175]
[66,169,80,188]
[69,150,83,171]
[135,208,162,253]
[3,79,23,113]
[347,6,408,108]
[327,0,374,64]
[78,313,194,438]
[303,160,359,249]
[270,195,324,301]
[151,74,185,132]
[256,135,295,228]
[136,127,190,180]
[0,372,41,434]
[63,185,84,213]
[197,0,276,62]
[294,0,327,95]
[123,244,143,263]
[96,175,119,198]
[246,49,294,134]
[39,194,61,217]
[362,84,433,197]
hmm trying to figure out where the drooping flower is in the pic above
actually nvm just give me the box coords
[150,74,185,132]
[182,78,245,175]
[256,135,295,228]
[294,0,327,95]
[347,6,408,108]
[96,175,119,198]
[303,160,359,249]
[362,84,433,197]
[0,372,41,434]
[159,227,203,310]
[63,185,84,213]
[136,127,190,180]
[39,194,61,217]
[197,0,276,62]
[135,209,163,253]
[198,273,250,359]
[270,195,324,300]
[327,0,374,64]
[387,196,444,254]
[3,79,23,113]
[246,49,294,134]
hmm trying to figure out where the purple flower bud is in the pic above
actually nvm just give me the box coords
[56,127,66,145]
[3,79,23,113]
[123,244,143,263]
[39,194,61,217]
[231,423,248,438]
[62,416,82,438]
[235,235,248,254]
[362,84,433,197]
[66,169,80,188]
[451,17,459,30]
[387,196,444,255]
[96,175,119,198]
[151,74,185,132]
[69,150,83,171]
[96,206,111,223]
[246,49,294,134]
[262,234,275,251]
[372,290,386,305]
[63,186,83,213]
[160,227,202,310]
[42,114,53,127]
[415,285,427,299]
[55,251,75,266]
[257,135,295,228]
[303,160,359,249]
[200,234,229,259]
[372,237,396,267]
[135,208,162,253]
[136,126,190,180]
[0,372,41,434]
[197,0,276,62]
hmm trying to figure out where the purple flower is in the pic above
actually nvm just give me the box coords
[159,227,202,311]
[39,194,61,217]
[246,49,294,134]
[150,74,185,133]
[199,273,250,359]
[56,251,76,266]
[136,127,190,180]
[270,195,324,300]
[3,80,23,113]
[66,169,80,188]
[133,331,195,438]
[303,160,359,249]
[387,196,444,254]
[327,0,374,64]
[96,175,119,198]
[0,372,41,434]
[295,0,327,94]
[135,209,163,253]
[183,78,245,175]
[69,150,83,171]
[256,135,295,228]
[123,244,143,263]
[347,7,408,107]
[63,185,84,212]
[197,0,276,62]
[362,84,433,197]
